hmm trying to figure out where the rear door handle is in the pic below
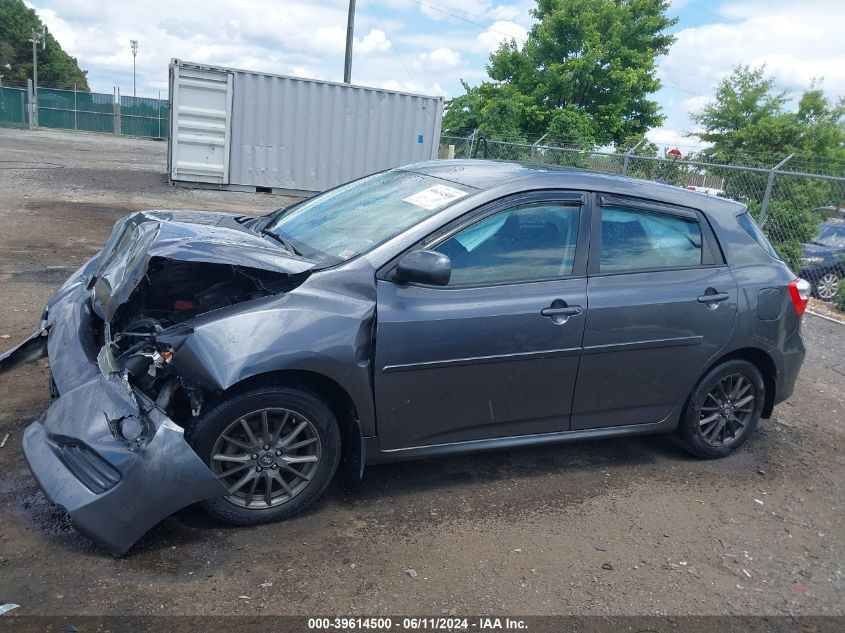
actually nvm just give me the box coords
[697,292,730,303]
[541,306,583,317]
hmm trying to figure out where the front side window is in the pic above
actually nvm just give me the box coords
[433,202,581,285]
[266,170,475,264]
[600,206,702,272]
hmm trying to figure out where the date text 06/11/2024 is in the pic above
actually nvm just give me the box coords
[307,617,529,630]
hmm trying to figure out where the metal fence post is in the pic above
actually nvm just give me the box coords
[758,154,794,226]
[466,129,477,159]
[113,87,121,134]
[622,139,646,175]
[530,133,548,161]
[157,91,162,139]
[73,83,77,130]
[26,78,35,129]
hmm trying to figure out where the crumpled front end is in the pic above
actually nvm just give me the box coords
[17,282,227,556]
[2,210,315,555]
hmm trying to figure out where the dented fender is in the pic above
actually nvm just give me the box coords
[162,269,379,437]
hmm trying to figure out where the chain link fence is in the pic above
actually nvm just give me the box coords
[0,85,168,139]
[440,134,845,312]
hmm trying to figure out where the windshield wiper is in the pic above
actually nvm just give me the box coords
[260,228,302,256]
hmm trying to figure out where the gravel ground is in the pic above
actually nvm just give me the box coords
[0,128,843,617]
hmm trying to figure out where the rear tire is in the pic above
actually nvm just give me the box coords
[190,385,340,526]
[813,271,840,301]
[677,359,765,459]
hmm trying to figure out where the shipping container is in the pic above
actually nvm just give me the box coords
[167,60,444,194]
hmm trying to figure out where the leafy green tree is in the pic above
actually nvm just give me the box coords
[0,0,89,90]
[443,0,677,146]
[692,66,845,271]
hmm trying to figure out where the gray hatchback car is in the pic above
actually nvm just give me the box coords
[1,160,808,555]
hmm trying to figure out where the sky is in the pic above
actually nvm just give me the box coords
[27,0,845,154]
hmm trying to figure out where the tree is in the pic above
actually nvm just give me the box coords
[692,66,845,271]
[0,0,89,90]
[442,0,677,147]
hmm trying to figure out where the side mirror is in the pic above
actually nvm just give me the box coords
[395,249,451,286]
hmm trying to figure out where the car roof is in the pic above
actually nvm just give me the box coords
[401,159,747,216]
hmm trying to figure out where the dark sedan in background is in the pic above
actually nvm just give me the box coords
[800,219,845,300]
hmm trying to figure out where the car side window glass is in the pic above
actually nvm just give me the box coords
[434,202,581,285]
[600,206,703,272]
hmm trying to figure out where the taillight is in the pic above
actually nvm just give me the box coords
[788,278,811,317]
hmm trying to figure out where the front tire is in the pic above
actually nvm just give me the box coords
[677,359,765,459]
[190,386,341,525]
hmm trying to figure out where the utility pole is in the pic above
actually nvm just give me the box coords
[30,25,47,127]
[130,40,139,97]
[343,0,356,83]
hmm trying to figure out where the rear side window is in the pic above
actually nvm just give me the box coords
[737,213,780,259]
[600,206,703,272]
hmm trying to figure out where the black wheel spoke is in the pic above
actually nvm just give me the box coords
[222,434,252,451]
[261,410,271,445]
[286,437,319,451]
[264,470,274,507]
[279,421,308,448]
[240,418,260,448]
[228,470,256,494]
[245,475,259,506]
[216,463,249,479]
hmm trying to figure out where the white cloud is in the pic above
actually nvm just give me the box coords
[475,20,528,53]
[357,29,392,54]
[415,47,461,70]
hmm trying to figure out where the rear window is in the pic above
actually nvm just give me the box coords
[600,206,703,272]
[737,213,780,260]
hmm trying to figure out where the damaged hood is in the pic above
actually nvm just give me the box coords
[90,210,315,321]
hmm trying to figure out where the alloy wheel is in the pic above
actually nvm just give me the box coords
[816,273,839,301]
[210,407,322,508]
[698,374,756,447]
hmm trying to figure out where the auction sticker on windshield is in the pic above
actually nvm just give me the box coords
[403,184,468,211]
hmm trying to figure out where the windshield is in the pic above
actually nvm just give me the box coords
[815,224,845,248]
[266,170,475,263]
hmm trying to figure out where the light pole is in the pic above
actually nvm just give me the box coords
[343,0,356,83]
[130,40,139,97]
[30,25,47,127]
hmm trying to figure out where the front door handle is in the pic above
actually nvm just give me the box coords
[541,300,582,325]
[697,292,730,304]
[541,306,583,317]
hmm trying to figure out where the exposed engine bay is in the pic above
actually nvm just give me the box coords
[103,258,305,428]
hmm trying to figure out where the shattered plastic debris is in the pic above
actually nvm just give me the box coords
[0,604,20,615]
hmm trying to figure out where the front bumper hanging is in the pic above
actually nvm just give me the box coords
[5,283,227,556]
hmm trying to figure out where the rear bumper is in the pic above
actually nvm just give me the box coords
[18,283,226,556]
[772,327,806,407]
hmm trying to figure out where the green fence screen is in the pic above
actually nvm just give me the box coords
[1,86,168,139]
[38,87,116,133]
[0,86,29,128]
[120,94,169,139]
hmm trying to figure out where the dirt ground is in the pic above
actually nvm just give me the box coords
[0,128,843,617]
